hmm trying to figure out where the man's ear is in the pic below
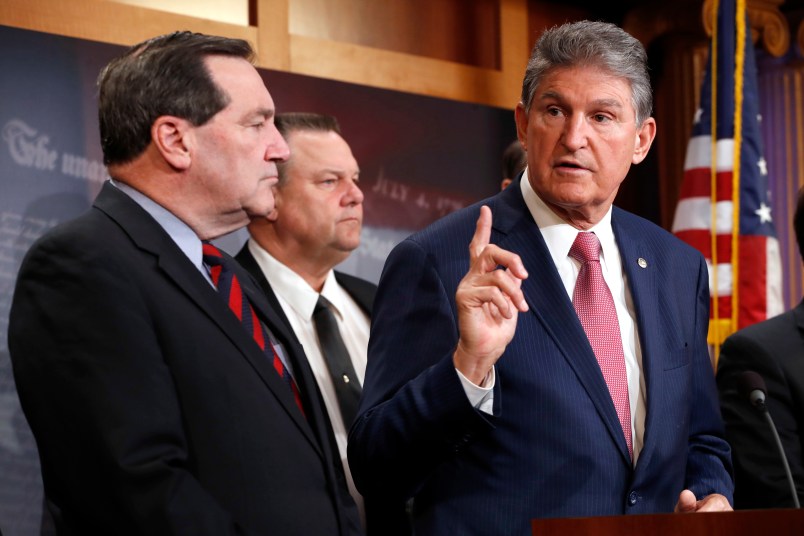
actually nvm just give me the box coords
[632,117,656,165]
[514,103,529,148]
[151,116,192,170]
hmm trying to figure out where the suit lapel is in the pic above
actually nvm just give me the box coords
[234,263,323,451]
[792,301,804,378]
[794,299,804,335]
[611,209,660,469]
[94,184,321,453]
[235,246,349,471]
[235,247,299,338]
[491,187,632,463]
[335,272,377,316]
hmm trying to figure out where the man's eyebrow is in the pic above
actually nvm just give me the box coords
[319,166,361,176]
[245,108,275,121]
[539,90,562,101]
[538,92,623,110]
[589,98,624,109]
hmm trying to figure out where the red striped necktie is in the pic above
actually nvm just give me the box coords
[569,232,632,459]
[202,243,304,415]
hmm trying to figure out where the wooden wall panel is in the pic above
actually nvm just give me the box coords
[113,0,250,26]
[289,0,501,69]
[0,0,256,50]
[526,1,590,46]
[0,0,528,110]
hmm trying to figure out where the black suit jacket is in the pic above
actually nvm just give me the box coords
[236,244,410,535]
[717,300,804,508]
[9,182,362,535]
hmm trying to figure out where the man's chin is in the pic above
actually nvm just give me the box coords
[245,203,276,220]
[337,239,361,253]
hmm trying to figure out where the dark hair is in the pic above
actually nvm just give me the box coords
[275,112,342,186]
[795,187,804,261]
[98,31,254,166]
[275,112,341,138]
[502,140,526,180]
[520,20,653,126]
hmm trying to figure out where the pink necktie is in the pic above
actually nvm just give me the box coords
[569,232,632,458]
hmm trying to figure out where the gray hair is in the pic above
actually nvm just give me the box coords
[520,20,653,126]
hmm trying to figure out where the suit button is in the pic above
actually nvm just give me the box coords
[628,491,638,505]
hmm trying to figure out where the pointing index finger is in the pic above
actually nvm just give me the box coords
[469,205,492,260]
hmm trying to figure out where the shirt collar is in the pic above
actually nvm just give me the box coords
[519,168,615,265]
[320,272,351,321]
[247,239,347,320]
[111,179,205,272]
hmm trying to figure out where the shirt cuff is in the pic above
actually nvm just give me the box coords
[456,367,495,414]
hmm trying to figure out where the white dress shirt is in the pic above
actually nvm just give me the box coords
[460,171,647,464]
[247,238,370,517]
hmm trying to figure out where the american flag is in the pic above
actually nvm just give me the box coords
[671,0,782,351]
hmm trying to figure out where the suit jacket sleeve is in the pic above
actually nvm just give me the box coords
[9,230,254,534]
[682,255,735,502]
[716,318,804,508]
[348,237,494,500]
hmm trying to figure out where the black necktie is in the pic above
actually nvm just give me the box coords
[313,296,362,427]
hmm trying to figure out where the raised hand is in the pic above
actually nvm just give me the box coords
[453,205,529,385]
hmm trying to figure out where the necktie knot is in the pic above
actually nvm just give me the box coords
[569,232,601,264]
[202,242,225,267]
[202,242,232,288]
[314,295,332,317]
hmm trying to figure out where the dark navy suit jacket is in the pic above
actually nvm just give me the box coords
[349,179,733,534]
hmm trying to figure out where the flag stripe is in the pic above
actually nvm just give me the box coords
[672,199,733,233]
[677,167,736,201]
[684,136,735,171]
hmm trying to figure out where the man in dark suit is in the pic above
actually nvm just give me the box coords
[716,187,804,509]
[349,20,733,534]
[236,113,407,534]
[9,32,362,535]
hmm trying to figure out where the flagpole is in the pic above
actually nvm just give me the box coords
[731,0,746,341]
[710,0,721,357]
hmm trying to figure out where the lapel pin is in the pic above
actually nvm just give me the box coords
[637,258,648,268]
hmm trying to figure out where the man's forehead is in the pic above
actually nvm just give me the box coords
[533,67,633,107]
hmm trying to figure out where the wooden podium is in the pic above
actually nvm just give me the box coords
[532,509,804,535]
